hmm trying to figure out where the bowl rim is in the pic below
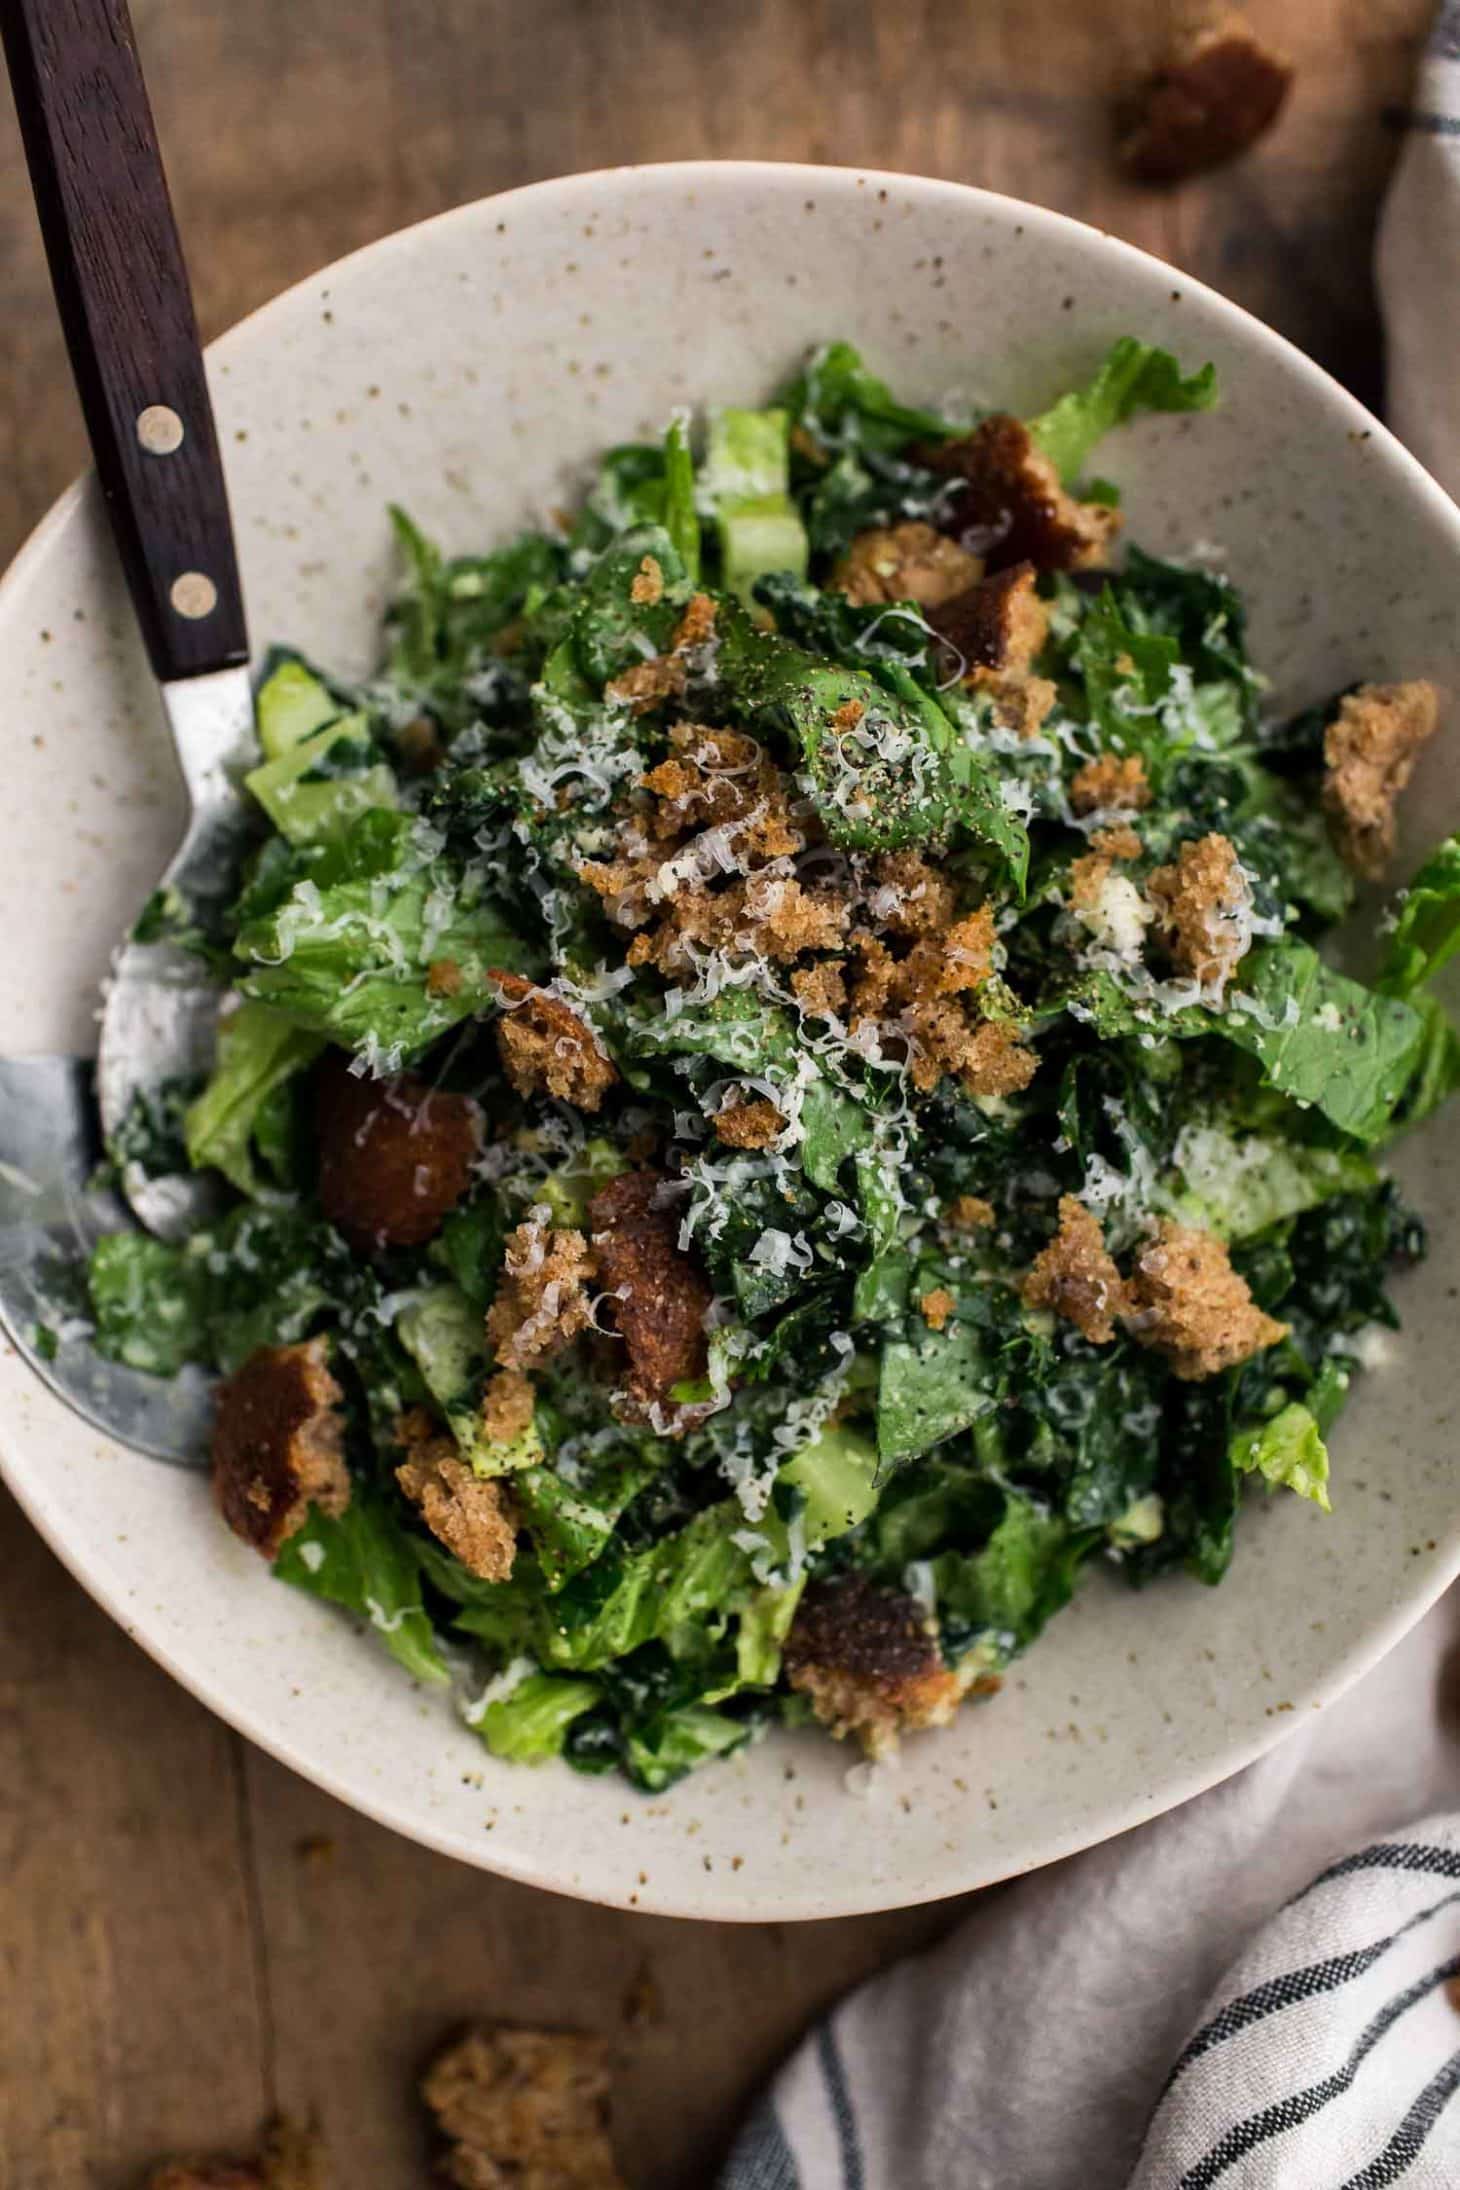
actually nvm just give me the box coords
[5,156,1460,1919]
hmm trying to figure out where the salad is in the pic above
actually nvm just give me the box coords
[85,338,1459,1793]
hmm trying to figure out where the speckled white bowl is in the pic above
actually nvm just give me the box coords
[3,162,1459,1920]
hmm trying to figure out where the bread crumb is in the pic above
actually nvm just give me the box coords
[919,1287,955,1332]
[1126,1222,1287,1379]
[947,1193,995,1229]
[629,553,664,606]
[1022,1196,1128,1344]
[1146,833,1252,996]
[481,1366,535,1443]
[396,1410,517,1582]
[714,1096,786,1149]
[834,520,983,608]
[486,1216,597,1368]
[1322,680,1439,878]
[1070,751,1151,815]
[1091,823,1143,861]
[491,971,618,1112]
[422,2025,623,2190]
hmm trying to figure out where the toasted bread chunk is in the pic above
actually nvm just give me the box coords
[1146,832,1252,997]
[1120,12,1293,183]
[486,1216,598,1369]
[395,1409,516,1582]
[422,2025,623,2190]
[913,415,1120,572]
[315,1052,480,1253]
[1126,1222,1287,1379]
[1322,680,1439,879]
[1022,1196,1128,1344]
[927,562,1049,674]
[588,1170,713,1415]
[213,1338,349,1559]
[783,1575,965,1757]
[833,519,983,608]
[1070,751,1152,816]
[490,971,618,1113]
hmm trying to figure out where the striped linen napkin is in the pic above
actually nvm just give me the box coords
[720,17,1460,2187]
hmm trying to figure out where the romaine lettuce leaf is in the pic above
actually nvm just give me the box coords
[473,1670,601,1762]
[275,1492,449,1686]
[1379,834,1460,998]
[1028,338,1217,485]
[184,1002,324,1195]
[1230,1401,1331,1511]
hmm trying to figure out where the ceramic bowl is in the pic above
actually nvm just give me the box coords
[3,162,1459,1920]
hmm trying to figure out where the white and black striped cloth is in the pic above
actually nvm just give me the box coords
[722,14,1460,2182]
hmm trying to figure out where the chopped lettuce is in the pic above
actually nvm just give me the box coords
[1230,1401,1331,1511]
[275,1492,449,1686]
[185,1003,324,1195]
[1028,337,1217,484]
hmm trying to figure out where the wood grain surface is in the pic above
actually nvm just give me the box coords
[0,1,1434,2183]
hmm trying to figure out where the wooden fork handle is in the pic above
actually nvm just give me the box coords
[0,0,248,680]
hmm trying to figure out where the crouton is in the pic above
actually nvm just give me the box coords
[315,1052,481,1253]
[1091,823,1143,861]
[672,591,717,653]
[970,667,1059,741]
[912,415,1120,572]
[486,1216,598,1368]
[395,1409,516,1582]
[422,2025,623,2190]
[870,850,957,937]
[960,1019,1039,1098]
[919,1287,955,1332]
[395,714,445,775]
[490,970,618,1113]
[1322,680,1439,878]
[629,554,664,606]
[833,520,983,609]
[604,654,687,715]
[946,1193,995,1229]
[212,1338,350,1560]
[143,2119,325,2190]
[713,1096,786,1149]
[782,1575,965,1757]
[481,1367,535,1443]
[588,1170,713,1416]
[791,959,849,1019]
[1070,751,1152,815]
[927,562,1049,674]
[1146,832,1253,996]
[1126,1222,1287,1379]
[1119,11,1293,184]
[1022,1196,1128,1344]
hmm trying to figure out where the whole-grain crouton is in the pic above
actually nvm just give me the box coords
[960,1019,1039,1098]
[490,970,618,1113]
[1119,11,1293,184]
[671,591,717,653]
[833,520,983,609]
[1070,751,1152,815]
[1091,822,1143,861]
[395,1410,516,1582]
[913,415,1120,573]
[629,554,664,606]
[422,2025,623,2190]
[782,1574,965,1757]
[315,1052,481,1253]
[946,1193,995,1229]
[919,1287,955,1332]
[970,667,1059,741]
[486,1216,598,1368]
[143,2121,325,2190]
[869,850,957,937]
[1022,1196,1128,1344]
[1322,680,1440,879]
[791,959,848,1019]
[1146,832,1253,996]
[1125,1222,1287,1379]
[588,1170,713,1416]
[713,1095,786,1149]
[213,1337,350,1559]
[604,653,687,715]
[927,562,1049,675]
[481,1366,535,1443]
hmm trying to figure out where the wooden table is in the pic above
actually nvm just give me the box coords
[0,2,1434,2182]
